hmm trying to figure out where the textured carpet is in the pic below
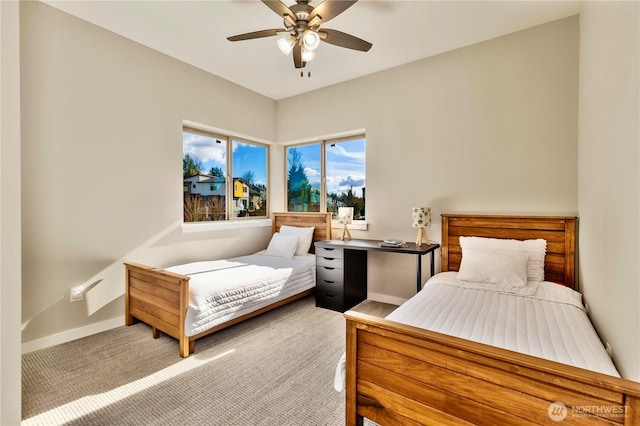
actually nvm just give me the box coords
[22,296,396,426]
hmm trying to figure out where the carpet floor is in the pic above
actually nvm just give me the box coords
[22,296,396,426]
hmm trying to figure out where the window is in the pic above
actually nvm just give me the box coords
[286,135,365,220]
[183,127,268,223]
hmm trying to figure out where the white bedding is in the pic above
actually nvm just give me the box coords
[334,272,619,391]
[166,251,316,336]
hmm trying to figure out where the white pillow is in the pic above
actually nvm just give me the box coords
[264,233,299,259]
[279,225,315,256]
[456,248,529,287]
[459,236,547,282]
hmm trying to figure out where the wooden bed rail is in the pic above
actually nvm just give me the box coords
[345,311,640,426]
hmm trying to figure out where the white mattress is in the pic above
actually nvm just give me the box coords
[334,272,619,391]
[166,251,316,336]
[388,272,620,377]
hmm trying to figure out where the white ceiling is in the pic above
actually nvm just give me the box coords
[43,1,582,100]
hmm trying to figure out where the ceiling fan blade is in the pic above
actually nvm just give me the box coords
[227,29,285,42]
[293,43,304,69]
[319,29,372,52]
[309,0,357,25]
[261,0,296,22]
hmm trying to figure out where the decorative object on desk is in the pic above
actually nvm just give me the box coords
[379,239,407,248]
[412,207,431,246]
[338,207,353,241]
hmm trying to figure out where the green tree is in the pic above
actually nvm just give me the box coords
[287,148,309,192]
[183,154,203,178]
[241,170,256,185]
[209,166,224,178]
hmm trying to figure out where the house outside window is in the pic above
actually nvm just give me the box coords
[286,135,365,220]
[183,127,268,223]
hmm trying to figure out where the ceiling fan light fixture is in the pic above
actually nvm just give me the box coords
[277,34,296,55]
[301,47,316,62]
[302,30,320,51]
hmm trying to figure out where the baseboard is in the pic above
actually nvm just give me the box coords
[21,293,405,353]
[366,292,407,307]
[22,316,125,354]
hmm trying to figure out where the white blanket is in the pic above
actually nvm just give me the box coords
[334,272,619,391]
[166,251,316,336]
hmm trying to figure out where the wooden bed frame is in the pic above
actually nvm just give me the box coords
[125,212,331,358]
[345,214,640,425]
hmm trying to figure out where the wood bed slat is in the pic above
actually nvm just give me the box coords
[356,396,427,426]
[357,368,547,426]
[129,292,180,327]
[129,270,184,292]
[129,277,180,306]
[447,226,567,243]
[129,306,180,339]
[444,215,570,229]
[357,379,478,426]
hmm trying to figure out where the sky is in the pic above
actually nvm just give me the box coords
[183,132,267,186]
[183,132,365,196]
[290,138,366,197]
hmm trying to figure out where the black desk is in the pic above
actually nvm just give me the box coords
[314,239,440,312]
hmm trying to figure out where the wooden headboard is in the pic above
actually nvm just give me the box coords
[272,212,332,244]
[441,214,577,288]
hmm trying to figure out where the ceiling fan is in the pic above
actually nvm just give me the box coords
[227,0,372,69]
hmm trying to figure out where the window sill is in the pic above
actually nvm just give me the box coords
[181,218,367,233]
[182,218,272,233]
[331,221,368,231]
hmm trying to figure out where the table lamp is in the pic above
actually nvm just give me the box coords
[338,207,353,241]
[412,207,431,246]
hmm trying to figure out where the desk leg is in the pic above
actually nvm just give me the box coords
[416,255,422,293]
[430,251,435,277]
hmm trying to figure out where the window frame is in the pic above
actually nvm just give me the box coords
[285,133,367,230]
[182,125,270,228]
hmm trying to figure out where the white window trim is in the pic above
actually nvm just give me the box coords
[181,218,272,233]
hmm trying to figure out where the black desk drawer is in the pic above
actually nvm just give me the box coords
[316,247,343,259]
[316,278,343,296]
[315,291,344,312]
[317,255,342,269]
[316,266,342,283]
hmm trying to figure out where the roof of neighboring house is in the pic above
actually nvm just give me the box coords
[184,174,225,184]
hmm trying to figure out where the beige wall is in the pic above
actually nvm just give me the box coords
[19,1,277,344]
[1,1,23,423]
[578,1,639,381]
[277,17,580,303]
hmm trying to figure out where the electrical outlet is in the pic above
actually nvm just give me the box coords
[70,285,84,302]
[605,342,612,358]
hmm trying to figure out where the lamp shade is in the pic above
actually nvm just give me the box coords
[338,207,354,224]
[412,207,431,228]
[301,47,316,62]
[277,34,296,55]
[302,30,320,50]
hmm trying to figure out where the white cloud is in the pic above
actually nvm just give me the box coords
[329,143,365,162]
[183,133,226,165]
